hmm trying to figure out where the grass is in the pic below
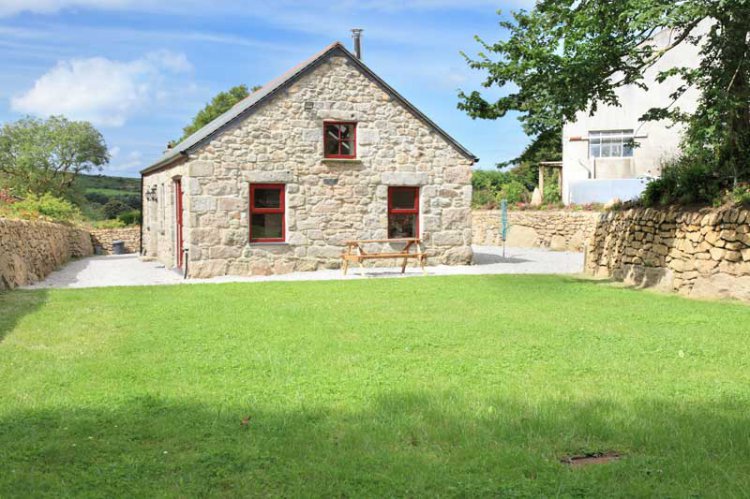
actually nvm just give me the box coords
[1,275,749,497]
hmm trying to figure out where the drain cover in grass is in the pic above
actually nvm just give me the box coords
[561,452,621,467]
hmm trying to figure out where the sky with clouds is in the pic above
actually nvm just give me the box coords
[0,0,535,177]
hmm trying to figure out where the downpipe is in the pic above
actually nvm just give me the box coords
[183,248,189,279]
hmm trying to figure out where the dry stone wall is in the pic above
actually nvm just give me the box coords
[472,210,600,252]
[587,206,750,301]
[90,227,141,254]
[0,218,93,290]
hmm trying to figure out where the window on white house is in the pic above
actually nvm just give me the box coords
[589,130,635,158]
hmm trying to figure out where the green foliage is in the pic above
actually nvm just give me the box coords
[498,179,528,204]
[178,84,261,142]
[543,177,561,204]
[460,1,750,195]
[642,157,719,206]
[1,277,750,496]
[74,175,141,221]
[103,199,131,219]
[0,116,109,198]
[93,218,126,229]
[117,209,142,226]
[0,193,81,223]
[727,184,750,206]
[472,170,530,208]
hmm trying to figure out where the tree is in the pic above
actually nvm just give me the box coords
[178,84,262,142]
[459,1,750,187]
[0,116,109,198]
[500,126,562,191]
[102,199,130,219]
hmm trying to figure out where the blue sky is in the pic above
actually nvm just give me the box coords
[0,0,534,177]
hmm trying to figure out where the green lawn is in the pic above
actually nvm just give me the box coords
[1,275,749,497]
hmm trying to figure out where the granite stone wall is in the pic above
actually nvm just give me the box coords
[0,218,93,290]
[90,227,141,254]
[587,206,750,301]
[142,54,474,277]
[472,210,600,252]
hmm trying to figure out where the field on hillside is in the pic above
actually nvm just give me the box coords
[73,174,140,222]
[1,275,748,497]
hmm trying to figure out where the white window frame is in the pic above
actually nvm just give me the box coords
[589,130,635,159]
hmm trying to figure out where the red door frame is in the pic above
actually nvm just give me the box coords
[174,178,184,268]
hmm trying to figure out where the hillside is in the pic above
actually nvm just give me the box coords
[74,174,141,222]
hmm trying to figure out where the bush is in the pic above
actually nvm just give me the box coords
[498,180,529,204]
[117,209,141,226]
[726,184,750,206]
[472,189,499,209]
[84,191,110,205]
[122,194,142,210]
[0,193,82,223]
[642,157,720,206]
[103,199,131,219]
[543,180,561,204]
[93,219,126,229]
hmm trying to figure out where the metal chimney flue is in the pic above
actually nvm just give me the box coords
[351,28,363,59]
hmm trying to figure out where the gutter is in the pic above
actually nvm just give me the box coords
[140,150,188,176]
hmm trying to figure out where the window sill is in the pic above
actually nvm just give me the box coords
[322,158,362,165]
[248,242,290,247]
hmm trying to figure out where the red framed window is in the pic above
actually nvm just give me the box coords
[324,122,356,158]
[249,184,285,243]
[388,186,419,239]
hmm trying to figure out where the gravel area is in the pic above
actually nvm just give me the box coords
[23,245,584,289]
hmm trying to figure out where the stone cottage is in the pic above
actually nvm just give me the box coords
[140,40,477,277]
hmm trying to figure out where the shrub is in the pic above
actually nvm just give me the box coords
[472,189,498,209]
[1,193,82,223]
[726,184,750,206]
[642,157,720,206]
[93,219,126,229]
[543,180,561,204]
[117,209,141,226]
[122,194,142,210]
[498,180,529,204]
[103,199,131,219]
[84,191,110,205]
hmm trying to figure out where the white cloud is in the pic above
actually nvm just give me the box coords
[0,0,147,17]
[108,149,144,173]
[11,50,191,127]
[0,0,537,17]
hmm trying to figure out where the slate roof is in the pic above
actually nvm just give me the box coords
[141,42,477,175]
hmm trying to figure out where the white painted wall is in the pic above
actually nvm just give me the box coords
[562,25,707,204]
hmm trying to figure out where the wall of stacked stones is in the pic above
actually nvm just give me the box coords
[90,227,141,254]
[146,54,474,278]
[587,207,750,301]
[472,210,600,252]
[0,218,93,290]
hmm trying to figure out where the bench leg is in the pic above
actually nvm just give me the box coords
[419,255,427,275]
[342,258,349,276]
[358,257,366,276]
[401,256,408,274]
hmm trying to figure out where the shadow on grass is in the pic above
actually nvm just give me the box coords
[1,392,748,496]
[0,289,48,343]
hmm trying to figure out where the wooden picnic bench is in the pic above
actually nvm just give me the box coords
[341,238,427,275]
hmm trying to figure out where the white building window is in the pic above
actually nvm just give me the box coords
[589,130,634,158]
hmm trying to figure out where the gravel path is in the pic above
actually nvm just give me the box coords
[23,245,584,289]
